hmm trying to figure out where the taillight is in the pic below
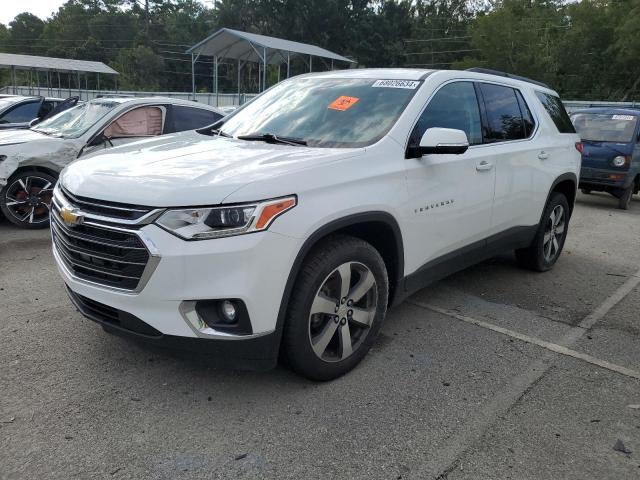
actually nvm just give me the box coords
[575,142,584,154]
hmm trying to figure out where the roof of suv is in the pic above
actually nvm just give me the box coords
[297,68,558,94]
[88,96,222,111]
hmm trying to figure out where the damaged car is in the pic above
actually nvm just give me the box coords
[0,96,225,228]
[0,95,79,130]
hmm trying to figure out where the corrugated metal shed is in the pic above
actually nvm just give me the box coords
[0,53,118,75]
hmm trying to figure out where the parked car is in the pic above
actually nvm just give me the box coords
[0,97,225,228]
[0,95,79,130]
[570,108,640,209]
[52,68,581,380]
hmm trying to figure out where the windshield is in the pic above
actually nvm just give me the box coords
[220,77,421,148]
[33,100,120,138]
[570,113,638,143]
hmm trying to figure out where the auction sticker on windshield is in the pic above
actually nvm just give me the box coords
[328,96,360,111]
[372,80,420,89]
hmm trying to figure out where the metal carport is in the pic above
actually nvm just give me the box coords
[186,28,355,102]
[0,53,118,97]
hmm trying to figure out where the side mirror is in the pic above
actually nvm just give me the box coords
[28,118,40,128]
[414,127,469,156]
[88,133,109,147]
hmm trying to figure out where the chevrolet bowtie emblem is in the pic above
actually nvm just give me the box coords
[60,207,83,227]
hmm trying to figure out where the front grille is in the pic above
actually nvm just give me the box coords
[52,201,152,291]
[60,186,153,221]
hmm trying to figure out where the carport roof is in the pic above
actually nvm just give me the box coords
[186,28,355,64]
[0,53,118,75]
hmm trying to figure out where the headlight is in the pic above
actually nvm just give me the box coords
[612,155,628,167]
[155,196,296,240]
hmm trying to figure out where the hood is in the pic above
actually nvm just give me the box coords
[581,140,633,169]
[0,128,54,147]
[60,130,364,206]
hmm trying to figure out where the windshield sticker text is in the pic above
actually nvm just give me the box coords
[612,115,635,121]
[372,80,420,89]
[328,96,360,111]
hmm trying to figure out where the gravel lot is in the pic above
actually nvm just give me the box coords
[1,192,639,480]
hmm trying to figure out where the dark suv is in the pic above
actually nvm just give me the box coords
[570,108,640,209]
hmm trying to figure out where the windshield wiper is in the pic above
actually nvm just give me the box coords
[237,133,307,146]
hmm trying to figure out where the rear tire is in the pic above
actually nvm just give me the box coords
[282,234,388,381]
[516,192,570,272]
[618,185,633,210]
[0,170,56,229]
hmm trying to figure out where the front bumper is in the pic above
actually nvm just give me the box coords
[55,222,302,364]
[579,166,632,189]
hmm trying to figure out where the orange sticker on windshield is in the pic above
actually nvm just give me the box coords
[328,96,359,111]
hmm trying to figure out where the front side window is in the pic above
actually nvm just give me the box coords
[103,106,164,138]
[33,100,120,138]
[479,83,527,141]
[220,77,421,148]
[410,81,483,146]
[172,106,223,132]
[0,101,41,124]
[535,92,575,134]
[570,113,638,143]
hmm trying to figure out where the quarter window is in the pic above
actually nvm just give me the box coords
[411,82,483,147]
[479,83,527,141]
[515,90,536,137]
[535,92,575,134]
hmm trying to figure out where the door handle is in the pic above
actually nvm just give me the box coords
[476,160,494,172]
[538,151,549,160]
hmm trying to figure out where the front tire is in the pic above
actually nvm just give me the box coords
[283,235,389,381]
[516,192,570,272]
[617,185,633,210]
[0,170,56,229]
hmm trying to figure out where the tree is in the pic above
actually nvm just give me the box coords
[112,45,165,90]
[7,13,45,54]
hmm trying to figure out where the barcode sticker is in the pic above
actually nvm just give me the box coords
[372,79,420,89]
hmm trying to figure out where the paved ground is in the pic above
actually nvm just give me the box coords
[1,192,639,480]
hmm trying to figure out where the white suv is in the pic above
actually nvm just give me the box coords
[52,68,581,380]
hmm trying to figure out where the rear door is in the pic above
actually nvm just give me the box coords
[475,82,542,233]
[403,80,496,271]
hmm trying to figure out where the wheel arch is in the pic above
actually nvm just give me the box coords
[547,172,577,217]
[274,211,405,345]
[5,165,60,183]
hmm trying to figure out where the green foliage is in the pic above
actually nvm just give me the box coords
[0,0,638,100]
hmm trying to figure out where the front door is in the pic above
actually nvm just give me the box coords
[403,80,496,276]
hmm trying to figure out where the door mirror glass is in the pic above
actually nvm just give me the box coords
[418,127,469,155]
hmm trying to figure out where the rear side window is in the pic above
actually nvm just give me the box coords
[172,106,223,132]
[411,81,483,146]
[0,101,41,124]
[478,83,526,141]
[535,92,575,133]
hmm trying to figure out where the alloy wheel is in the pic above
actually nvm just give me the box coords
[308,261,378,362]
[543,204,565,263]
[4,176,54,225]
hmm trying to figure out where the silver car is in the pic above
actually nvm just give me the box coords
[0,96,224,228]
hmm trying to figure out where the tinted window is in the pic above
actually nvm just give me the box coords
[535,92,575,133]
[172,106,223,132]
[479,84,526,141]
[515,90,535,137]
[0,101,41,124]
[411,82,482,146]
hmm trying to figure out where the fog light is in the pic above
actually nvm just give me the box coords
[220,300,237,323]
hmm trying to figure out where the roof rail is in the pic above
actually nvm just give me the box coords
[465,68,550,89]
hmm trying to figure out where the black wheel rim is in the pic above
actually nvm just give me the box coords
[4,176,53,225]
[308,261,378,362]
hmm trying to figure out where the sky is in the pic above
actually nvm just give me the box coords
[0,1,214,26]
